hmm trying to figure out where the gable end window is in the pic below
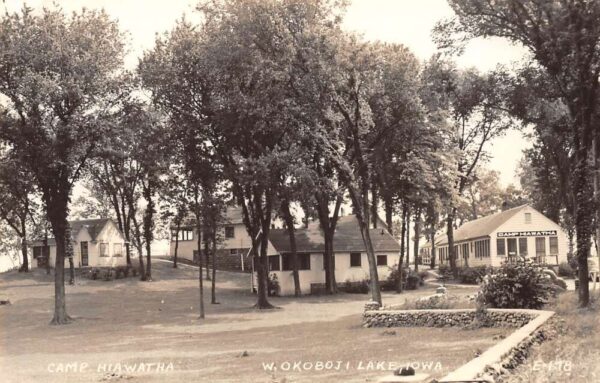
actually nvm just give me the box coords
[225,226,235,239]
[525,213,532,224]
[376,255,388,266]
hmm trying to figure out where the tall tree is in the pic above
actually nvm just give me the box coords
[441,0,600,306]
[0,7,127,323]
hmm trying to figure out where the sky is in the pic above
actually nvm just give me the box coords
[6,0,533,186]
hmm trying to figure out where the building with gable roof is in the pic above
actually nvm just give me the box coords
[421,205,569,268]
[30,218,128,269]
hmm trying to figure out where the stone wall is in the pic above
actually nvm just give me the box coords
[363,308,536,329]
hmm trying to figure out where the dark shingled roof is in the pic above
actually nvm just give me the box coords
[434,205,529,246]
[268,215,400,254]
[69,218,113,241]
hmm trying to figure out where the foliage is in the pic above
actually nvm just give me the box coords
[342,279,369,294]
[267,273,280,297]
[458,266,488,285]
[558,262,575,278]
[480,261,553,309]
[0,5,128,323]
[382,266,422,291]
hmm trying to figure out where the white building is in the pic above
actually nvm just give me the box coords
[169,206,278,271]
[422,205,569,268]
[266,215,401,295]
[30,218,128,269]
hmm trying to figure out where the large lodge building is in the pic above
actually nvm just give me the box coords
[421,205,569,268]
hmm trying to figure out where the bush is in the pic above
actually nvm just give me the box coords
[480,261,553,309]
[131,267,138,277]
[405,272,421,290]
[382,266,422,291]
[343,279,369,294]
[558,262,574,278]
[102,269,113,281]
[268,273,280,296]
[458,266,488,285]
[438,264,452,278]
[89,268,99,280]
[123,267,130,277]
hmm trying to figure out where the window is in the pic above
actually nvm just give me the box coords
[33,246,42,259]
[113,243,123,257]
[268,255,280,271]
[496,238,506,256]
[507,238,518,257]
[282,253,310,270]
[535,237,546,258]
[350,252,362,267]
[99,243,108,257]
[549,237,558,254]
[474,239,490,259]
[525,213,532,224]
[376,255,388,266]
[461,243,469,259]
[230,248,239,255]
[519,238,528,256]
[225,226,235,239]
[171,229,193,241]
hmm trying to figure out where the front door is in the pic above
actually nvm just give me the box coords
[81,241,89,267]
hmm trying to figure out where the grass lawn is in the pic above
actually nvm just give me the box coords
[503,291,600,383]
[0,261,508,383]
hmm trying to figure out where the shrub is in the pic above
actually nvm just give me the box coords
[438,264,456,281]
[268,273,280,296]
[458,266,488,285]
[418,270,429,282]
[382,266,422,290]
[405,271,421,290]
[102,269,113,281]
[558,262,574,278]
[131,267,138,277]
[480,261,553,309]
[123,267,130,277]
[89,268,99,280]
[343,279,369,294]
[114,268,122,279]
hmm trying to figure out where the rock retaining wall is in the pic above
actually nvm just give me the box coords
[363,309,536,328]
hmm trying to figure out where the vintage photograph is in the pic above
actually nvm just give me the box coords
[0,0,599,382]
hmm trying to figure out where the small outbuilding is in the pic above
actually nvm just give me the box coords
[422,205,569,268]
[30,218,128,269]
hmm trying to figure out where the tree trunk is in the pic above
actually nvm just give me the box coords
[397,203,407,293]
[281,199,301,296]
[430,228,436,270]
[414,209,421,272]
[574,148,592,307]
[385,198,393,235]
[19,217,28,272]
[173,222,180,269]
[131,215,146,281]
[211,230,218,304]
[406,205,411,268]
[446,208,458,279]
[48,202,71,325]
[592,135,600,285]
[197,220,205,318]
[255,230,274,309]
[145,237,152,281]
[205,238,211,280]
[371,182,378,229]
